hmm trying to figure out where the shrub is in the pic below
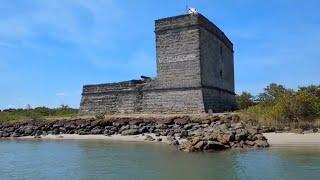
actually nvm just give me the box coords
[241,83,320,127]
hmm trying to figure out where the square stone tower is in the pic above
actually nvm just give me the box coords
[79,13,236,115]
[154,13,236,112]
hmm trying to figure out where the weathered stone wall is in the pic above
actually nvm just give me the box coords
[199,27,234,92]
[198,14,237,111]
[141,89,204,113]
[80,81,205,115]
[79,80,147,114]
[155,15,201,89]
[202,88,237,112]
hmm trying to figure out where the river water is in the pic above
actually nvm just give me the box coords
[0,139,319,180]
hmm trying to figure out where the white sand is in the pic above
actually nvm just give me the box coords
[264,132,320,146]
[19,133,171,143]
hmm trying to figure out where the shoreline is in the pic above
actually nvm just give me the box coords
[0,114,272,151]
[18,133,171,143]
[5,132,319,147]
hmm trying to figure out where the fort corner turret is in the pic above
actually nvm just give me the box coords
[79,13,237,115]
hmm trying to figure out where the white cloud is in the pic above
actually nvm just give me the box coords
[0,0,124,50]
[0,0,138,76]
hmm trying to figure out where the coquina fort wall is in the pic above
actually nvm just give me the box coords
[79,13,237,115]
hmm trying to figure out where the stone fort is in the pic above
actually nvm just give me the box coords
[79,12,236,115]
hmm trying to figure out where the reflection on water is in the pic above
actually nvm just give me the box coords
[0,139,320,180]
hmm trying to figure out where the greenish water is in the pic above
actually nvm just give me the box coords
[0,140,320,180]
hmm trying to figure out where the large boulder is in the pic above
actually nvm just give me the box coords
[253,134,266,141]
[113,121,127,127]
[155,123,168,129]
[235,131,248,141]
[64,123,76,131]
[128,119,143,125]
[34,130,42,137]
[173,116,190,125]
[145,135,155,141]
[217,133,235,144]
[180,130,189,138]
[119,125,130,133]
[91,120,103,127]
[139,126,149,133]
[193,141,206,150]
[2,133,10,137]
[203,141,226,151]
[52,129,60,135]
[10,132,20,137]
[121,129,139,136]
[90,128,103,134]
[59,127,66,134]
[23,126,34,135]
[231,122,244,129]
[103,130,114,136]
[254,140,269,148]
[5,127,15,133]
[179,141,194,152]
[183,123,194,130]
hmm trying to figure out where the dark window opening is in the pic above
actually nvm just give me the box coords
[220,46,223,55]
[220,70,223,78]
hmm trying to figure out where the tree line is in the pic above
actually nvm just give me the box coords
[237,83,320,125]
[0,105,78,122]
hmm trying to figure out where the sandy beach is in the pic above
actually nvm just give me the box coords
[16,132,320,147]
[264,133,320,146]
[17,132,320,147]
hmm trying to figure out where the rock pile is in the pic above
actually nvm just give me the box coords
[0,114,269,152]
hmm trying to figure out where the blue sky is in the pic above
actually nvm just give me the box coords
[0,0,319,109]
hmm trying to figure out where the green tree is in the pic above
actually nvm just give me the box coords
[298,85,320,97]
[236,92,255,109]
[257,83,292,104]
